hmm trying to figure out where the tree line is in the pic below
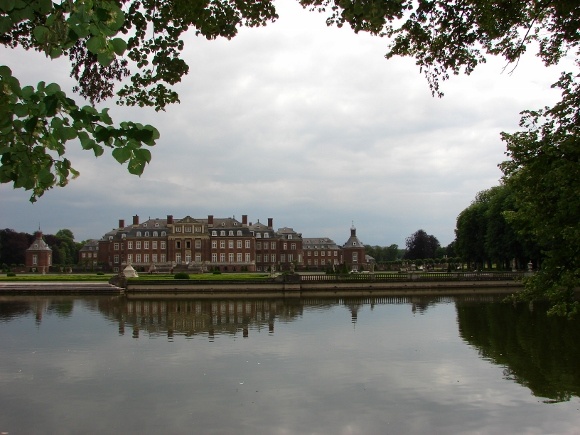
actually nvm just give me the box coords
[0,228,80,268]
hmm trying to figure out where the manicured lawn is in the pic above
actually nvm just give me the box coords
[0,273,113,282]
[128,273,271,281]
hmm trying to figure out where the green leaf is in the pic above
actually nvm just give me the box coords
[99,108,113,125]
[110,38,127,56]
[32,25,49,43]
[0,65,12,77]
[49,47,63,59]
[38,167,55,185]
[97,51,115,67]
[0,17,13,34]
[86,36,105,54]
[13,104,29,117]
[93,145,104,157]
[128,157,146,175]
[133,148,151,163]
[0,0,16,12]
[43,95,59,116]
[94,125,112,142]
[21,85,34,99]
[45,83,61,94]
[112,147,131,164]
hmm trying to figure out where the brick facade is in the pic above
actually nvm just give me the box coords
[93,213,365,273]
[25,231,52,273]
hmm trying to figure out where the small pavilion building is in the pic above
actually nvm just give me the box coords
[25,231,52,273]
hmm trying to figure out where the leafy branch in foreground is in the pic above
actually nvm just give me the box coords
[0,66,158,201]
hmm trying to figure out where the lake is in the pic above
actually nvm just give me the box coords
[1,294,579,434]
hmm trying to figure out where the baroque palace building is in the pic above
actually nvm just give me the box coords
[95,214,366,273]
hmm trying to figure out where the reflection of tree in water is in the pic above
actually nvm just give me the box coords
[0,297,76,325]
[46,300,74,317]
[456,300,580,402]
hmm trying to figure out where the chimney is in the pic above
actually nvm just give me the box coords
[268,218,273,229]
[119,219,125,229]
[208,215,214,226]
[133,215,139,226]
[167,215,173,225]
[242,215,248,225]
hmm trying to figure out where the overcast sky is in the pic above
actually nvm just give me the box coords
[0,0,570,248]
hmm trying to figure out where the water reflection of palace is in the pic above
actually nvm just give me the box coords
[113,299,305,339]
[99,295,500,338]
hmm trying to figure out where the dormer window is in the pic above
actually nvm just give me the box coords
[228,230,234,236]
[145,231,149,237]
[153,231,158,237]
[155,223,159,227]
[288,235,293,239]
[212,230,217,236]
[237,230,242,236]
[264,233,269,238]
[121,234,126,239]
[143,223,147,227]
[256,233,261,238]
[161,231,166,236]
[136,231,142,237]
[352,242,357,246]
[220,230,225,236]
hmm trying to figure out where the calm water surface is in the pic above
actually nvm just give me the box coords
[0,294,579,434]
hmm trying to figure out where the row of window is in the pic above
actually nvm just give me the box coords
[114,239,273,250]
[114,241,167,250]
[110,229,298,240]
[211,240,252,249]
[175,226,202,233]
[306,258,340,266]
[307,250,338,257]
[256,254,295,263]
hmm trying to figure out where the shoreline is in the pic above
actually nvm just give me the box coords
[0,279,523,297]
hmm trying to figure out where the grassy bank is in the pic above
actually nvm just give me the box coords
[1,273,271,282]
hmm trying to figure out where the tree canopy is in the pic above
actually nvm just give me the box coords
[454,184,540,270]
[404,229,440,260]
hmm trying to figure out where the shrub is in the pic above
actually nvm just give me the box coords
[96,272,104,275]
[6,272,16,277]
[212,270,222,275]
[174,272,189,279]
